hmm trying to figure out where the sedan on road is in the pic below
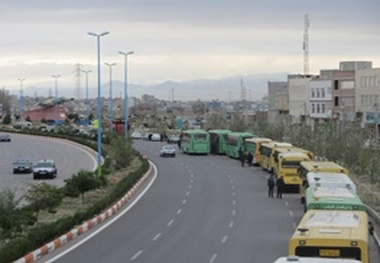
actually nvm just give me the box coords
[0,134,11,142]
[13,159,33,174]
[160,145,176,157]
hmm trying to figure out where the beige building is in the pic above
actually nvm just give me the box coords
[355,67,380,113]
[288,74,315,123]
[267,81,288,124]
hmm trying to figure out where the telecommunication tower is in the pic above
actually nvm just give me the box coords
[303,14,310,75]
[73,64,82,99]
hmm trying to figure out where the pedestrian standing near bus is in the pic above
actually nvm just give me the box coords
[276,176,284,199]
[247,152,253,167]
[267,175,275,198]
[238,148,245,167]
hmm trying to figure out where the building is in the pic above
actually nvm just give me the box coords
[267,81,288,124]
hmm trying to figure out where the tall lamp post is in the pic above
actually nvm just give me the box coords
[105,62,116,132]
[18,78,25,123]
[52,75,61,125]
[119,51,134,139]
[88,31,109,177]
[82,70,91,129]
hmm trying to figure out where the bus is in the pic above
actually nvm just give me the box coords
[259,142,293,172]
[274,151,311,192]
[225,132,256,159]
[208,129,231,155]
[298,161,349,204]
[180,129,210,154]
[289,210,369,263]
[305,186,366,212]
[273,256,361,263]
[306,172,357,194]
[245,137,272,166]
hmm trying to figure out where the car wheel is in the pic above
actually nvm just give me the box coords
[33,175,37,180]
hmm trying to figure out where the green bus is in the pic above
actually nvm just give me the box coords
[180,129,210,154]
[305,186,365,212]
[209,129,231,155]
[225,132,256,159]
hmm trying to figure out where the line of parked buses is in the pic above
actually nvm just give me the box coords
[178,129,378,263]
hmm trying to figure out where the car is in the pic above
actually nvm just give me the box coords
[131,131,143,139]
[151,133,162,141]
[33,159,57,179]
[0,134,11,142]
[160,145,176,157]
[167,135,180,144]
[13,159,33,174]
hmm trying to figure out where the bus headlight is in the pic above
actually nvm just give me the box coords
[351,241,358,247]
[299,240,306,245]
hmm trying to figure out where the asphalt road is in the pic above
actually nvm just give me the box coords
[38,140,380,263]
[0,133,97,200]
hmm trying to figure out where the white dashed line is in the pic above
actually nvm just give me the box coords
[285,201,289,206]
[177,209,182,215]
[232,210,236,216]
[209,253,218,263]
[167,219,174,226]
[190,173,194,178]
[188,185,192,189]
[131,250,143,261]
[190,179,194,183]
[186,191,190,196]
[232,200,236,206]
[221,235,228,243]
[232,192,236,196]
[293,222,297,229]
[182,199,187,205]
[229,221,234,228]
[289,211,294,217]
[231,185,235,190]
[152,233,161,241]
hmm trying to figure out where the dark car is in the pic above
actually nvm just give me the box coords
[167,135,180,144]
[13,159,33,174]
[33,159,57,179]
[0,134,11,142]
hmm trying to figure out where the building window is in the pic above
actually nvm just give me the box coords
[317,104,320,113]
[334,80,339,90]
[311,89,315,98]
[322,104,325,113]
[311,103,315,113]
[321,88,325,98]
[317,88,320,98]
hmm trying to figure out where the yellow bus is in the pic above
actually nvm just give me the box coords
[298,161,349,204]
[259,142,293,172]
[289,210,369,263]
[245,137,272,166]
[274,151,311,192]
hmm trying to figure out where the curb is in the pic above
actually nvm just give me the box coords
[14,161,154,263]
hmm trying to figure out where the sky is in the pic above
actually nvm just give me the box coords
[0,0,379,100]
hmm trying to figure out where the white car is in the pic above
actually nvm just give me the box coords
[131,131,143,139]
[151,133,161,141]
[160,145,176,157]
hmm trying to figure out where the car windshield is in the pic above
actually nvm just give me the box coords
[36,162,53,168]
[163,146,174,150]
[15,160,31,164]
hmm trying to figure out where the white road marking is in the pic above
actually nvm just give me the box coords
[190,178,194,183]
[229,221,234,228]
[177,209,182,215]
[182,199,187,205]
[289,211,294,217]
[152,233,161,241]
[232,200,236,206]
[209,253,218,263]
[221,235,228,243]
[131,250,143,261]
[186,191,190,196]
[167,219,174,226]
[232,210,236,216]
[293,222,297,229]
[285,201,289,206]
[188,185,192,189]
[232,192,236,196]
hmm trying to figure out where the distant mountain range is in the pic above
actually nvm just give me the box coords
[16,73,287,102]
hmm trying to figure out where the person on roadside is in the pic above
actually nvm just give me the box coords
[238,148,245,167]
[246,152,253,167]
[276,176,285,199]
[267,175,275,198]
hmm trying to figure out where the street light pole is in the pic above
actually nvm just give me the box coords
[52,75,61,125]
[119,51,134,139]
[18,78,25,123]
[82,70,91,130]
[105,62,116,132]
[88,31,109,177]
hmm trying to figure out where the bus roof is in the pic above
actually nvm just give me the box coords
[292,210,368,241]
[279,151,310,159]
[208,129,231,134]
[227,131,256,137]
[273,256,361,263]
[245,137,272,144]
[300,161,348,174]
[261,142,293,149]
[182,129,208,134]
[306,172,356,192]
[308,187,356,198]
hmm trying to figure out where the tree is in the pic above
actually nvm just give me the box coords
[24,183,63,219]
[192,99,206,116]
[207,112,227,130]
[2,114,11,125]
[64,170,100,204]
[229,112,248,132]
[108,135,134,169]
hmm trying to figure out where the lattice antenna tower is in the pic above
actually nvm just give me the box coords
[240,78,246,102]
[303,14,310,75]
[73,64,82,99]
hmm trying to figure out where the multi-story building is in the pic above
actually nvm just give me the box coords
[309,70,334,122]
[267,81,288,124]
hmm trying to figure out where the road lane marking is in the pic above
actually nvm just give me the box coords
[229,221,234,228]
[209,253,218,263]
[221,235,228,243]
[152,233,161,241]
[186,191,190,196]
[285,201,289,206]
[232,210,236,216]
[177,209,182,215]
[167,219,174,226]
[293,222,297,229]
[232,192,236,196]
[289,211,294,217]
[131,250,143,261]
[232,200,236,206]
[182,199,187,205]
